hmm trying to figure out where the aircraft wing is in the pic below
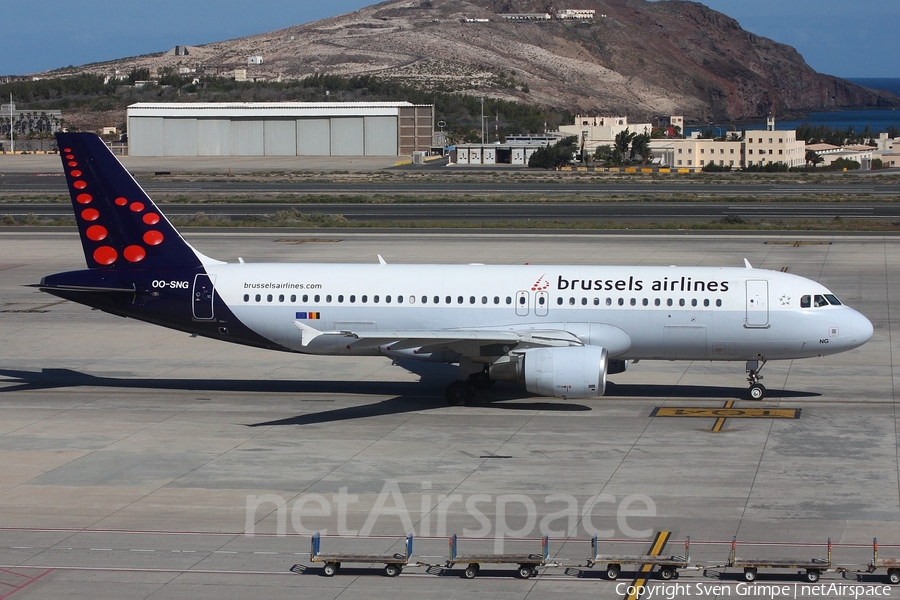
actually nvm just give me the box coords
[294,322,584,355]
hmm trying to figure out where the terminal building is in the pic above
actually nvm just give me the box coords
[126,102,435,157]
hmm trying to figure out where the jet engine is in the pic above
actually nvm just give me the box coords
[489,345,608,398]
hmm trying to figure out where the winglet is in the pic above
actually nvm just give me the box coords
[743,258,753,269]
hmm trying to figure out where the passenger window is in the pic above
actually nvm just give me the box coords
[801,295,811,308]
[519,296,526,305]
[290,295,296,302]
[279,294,285,302]
[325,295,331,303]
[267,294,273,302]
[397,296,403,304]
[314,295,320,303]
[582,297,588,306]
[667,299,673,307]
[630,298,636,306]
[421,296,427,304]
[255,294,261,302]
[679,298,685,307]
[458,296,464,304]
[385,295,391,304]
[594,298,600,305]
[716,299,722,307]
[337,295,343,303]
[642,298,648,306]
[538,296,546,306]
[243,294,249,302]
[814,294,829,308]
[691,299,697,307]
[618,298,624,306]
[361,295,367,303]
[569,297,576,305]
[434,296,440,304]
[446,296,452,304]
[494,296,500,304]
[655,298,661,306]
[606,298,612,306]
[703,299,709,307]
[374,295,380,303]
[350,295,356,303]
[302,294,308,302]
[506,297,512,305]
[482,296,488,304]
[557,297,563,305]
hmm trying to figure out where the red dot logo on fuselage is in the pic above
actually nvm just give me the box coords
[530,274,550,291]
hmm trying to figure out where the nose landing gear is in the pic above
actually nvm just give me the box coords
[746,356,767,400]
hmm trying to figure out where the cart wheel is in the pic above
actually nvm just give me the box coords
[464,564,479,579]
[606,564,621,580]
[889,569,900,585]
[744,567,757,582]
[805,569,820,583]
[323,562,337,577]
[659,566,676,580]
[384,564,401,577]
[531,567,540,578]
[334,562,341,574]
[518,565,533,579]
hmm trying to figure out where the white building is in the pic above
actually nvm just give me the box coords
[557,9,595,19]
[744,118,806,168]
[558,116,653,152]
[126,102,434,157]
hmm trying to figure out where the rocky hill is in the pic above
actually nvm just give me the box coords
[43,0,898,121]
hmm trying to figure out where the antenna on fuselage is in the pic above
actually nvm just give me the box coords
[378,255,387,265]
[744,258,753,269]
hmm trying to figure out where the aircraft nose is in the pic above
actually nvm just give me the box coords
[850,309,874,348]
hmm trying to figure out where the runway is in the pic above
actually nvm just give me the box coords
[1,230,898,599]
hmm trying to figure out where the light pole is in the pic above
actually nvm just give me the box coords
[480,97,484,145]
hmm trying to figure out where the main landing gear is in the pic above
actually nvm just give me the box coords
[746,356,767,400]
[445,364,494,406]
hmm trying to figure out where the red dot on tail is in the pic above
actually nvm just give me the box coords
[67,161,78,167]
[143,213,160,225]
[66,154,75,160]
[86,224,108,241]
[143,230,164,246]
[81,208,100,221]
[124,245,146,263]
[63,148,72,153]
[76,193,93,204]
[70,169,82,177]
[73,180,87,190]
[130,202,145,212]
[115,197,128,206]
[93,246,117,265]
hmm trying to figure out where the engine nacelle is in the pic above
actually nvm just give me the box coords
[490,346,608,398]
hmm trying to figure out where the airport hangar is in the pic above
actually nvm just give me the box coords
[125,101,435,157]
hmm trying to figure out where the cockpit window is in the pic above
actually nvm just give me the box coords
[801,295,811,308]
[814,294,829,308]
[824,294,842,306]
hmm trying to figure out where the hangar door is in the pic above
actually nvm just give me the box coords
[364,116,398,156]
[264,120,297,156]
[198,119,231,156]
[297,119,331,155]
[331,118,365,155]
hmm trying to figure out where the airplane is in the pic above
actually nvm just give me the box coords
[34,132,873,404]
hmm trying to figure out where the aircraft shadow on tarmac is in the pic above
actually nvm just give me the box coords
[0,367,817,427]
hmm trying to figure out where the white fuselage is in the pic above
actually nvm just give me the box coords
[207,262,872,362]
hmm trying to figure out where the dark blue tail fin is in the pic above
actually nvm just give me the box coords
[57,132,203,270]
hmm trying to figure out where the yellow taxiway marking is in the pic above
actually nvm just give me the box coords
[624,531,671,600]
[652,407,800,419]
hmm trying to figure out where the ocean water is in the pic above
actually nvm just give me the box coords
[686,78,900,135]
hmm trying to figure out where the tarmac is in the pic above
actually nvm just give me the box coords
[1,229,899,599]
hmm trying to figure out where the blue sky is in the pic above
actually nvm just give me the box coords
[3,0,898,78]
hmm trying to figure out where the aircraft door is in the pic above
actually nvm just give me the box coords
[745,279,769,328]
[535,291,549,317]
[192,274,216,320]
[515,291,529,316]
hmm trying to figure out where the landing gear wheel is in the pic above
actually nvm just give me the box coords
[384,563,401,577]
[744,567,757,582]
[748,383,766,401]
[446,381,474,406]
[606,564,621,580]
[888,569,900,584]
[464,563,479,579]
[659,566,676,580]
[323,562,337,577]
[518,565,533,579]
[805,569,820,583]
